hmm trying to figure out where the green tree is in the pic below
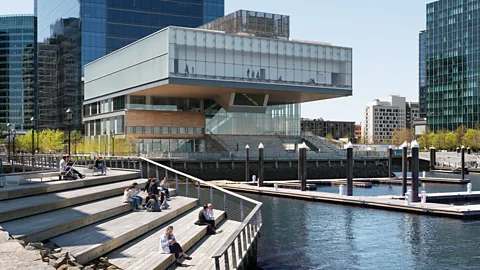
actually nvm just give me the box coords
[70,130,82,154]
[455,125,468,147]
[392,128,414,146]
[435,130,447,149]
[16,130,39,153]
[462,129,480,150]
[326,133,333,142]
[445,131,457,150]
[418,131,435,150]
[39,129,65,153]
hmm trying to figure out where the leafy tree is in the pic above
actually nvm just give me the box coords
[392,128,414,146]
[70,130,83,154]
[445,131,457,150]
[418,131,435,150]
[435,130,447,149]
[326,133,333,142]
[16,130,39,153]
[39,129,65,153]
[462,129,480,150]
[455,125,468,147]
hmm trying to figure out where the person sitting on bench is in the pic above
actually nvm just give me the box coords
[159,225,192,266]
[194,203,216,234]
[94,156,106,175]
[66,155,85,179]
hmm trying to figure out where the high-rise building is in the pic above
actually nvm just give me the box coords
[0,15,35,132]
[35,0,225,131]
[424,0,480,131]
[406,101,420,129]
[361,95,406,144]
[418,30,427,119]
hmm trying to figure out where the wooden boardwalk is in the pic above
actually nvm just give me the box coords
[216,183,480,219]
[108,208,225,270]
[0,170,139,201]
[51,197,198,265]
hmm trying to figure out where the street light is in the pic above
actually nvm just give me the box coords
[6,123,10,161]
[66,108,73,155]
[111,130,115,156]
[11,128,16,157]
[30,117,35,155]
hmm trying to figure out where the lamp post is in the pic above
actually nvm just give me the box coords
[6,123,10,161]
[111,130,115,156]
[11,129,16,157]
[66,108,73,155]
[30,117,35,155]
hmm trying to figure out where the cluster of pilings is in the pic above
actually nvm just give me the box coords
[246,140,467,200]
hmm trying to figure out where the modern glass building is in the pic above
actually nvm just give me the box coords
[83,10,353,153]
[35,0,224,131]
[419,30,427,119]
[425,0,480,131]
[0,15,35,132]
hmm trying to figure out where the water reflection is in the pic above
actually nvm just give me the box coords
[244,192,480,269]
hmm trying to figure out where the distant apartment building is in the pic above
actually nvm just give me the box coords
[406,101,420,128]
[354,125,361,139]
[361,95,406,144]
[418,30,427,119]
[301,118,355,140]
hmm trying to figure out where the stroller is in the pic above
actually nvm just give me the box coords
[59,160,78,180]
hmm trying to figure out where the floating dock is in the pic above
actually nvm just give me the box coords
[214,182,480,219]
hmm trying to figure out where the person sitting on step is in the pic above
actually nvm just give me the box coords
[66,155,85,179]
[159,189,169,210]
[159,177,171,201]
[94,156,106,175]
[131,182,143,206]
[123,184,142,211]
[194,203,217,234]
[159,225,192,266]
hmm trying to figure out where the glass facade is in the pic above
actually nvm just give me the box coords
[419,30,427,118]
[169,27,353,88]
[199,10,290,40]
[0,15,35,132]
[425,0,480,131]
[35,0,224,131]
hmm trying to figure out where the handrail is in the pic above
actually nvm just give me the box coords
[139,157,262,269]
[206,129,231,153]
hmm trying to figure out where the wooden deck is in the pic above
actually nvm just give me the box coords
[170,220,242,270]
[216,183,480,219]
[51,197,198,265]
[1,195,131,243]
[108,208,225,270]
[0,178,144,223]
[0,170,140,201]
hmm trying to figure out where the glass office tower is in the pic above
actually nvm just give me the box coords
[0,15,35,132]
[425,0,480,131]
[35,0,224,131]
[419,30,427,119]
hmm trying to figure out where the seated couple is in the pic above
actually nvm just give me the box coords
[122,181,169,211]
[59,155,85,180]
[194,203,219,234]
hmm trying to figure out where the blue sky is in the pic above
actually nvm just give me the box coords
[3,0,432,123]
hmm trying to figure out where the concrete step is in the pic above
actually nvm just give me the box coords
[108,208,225,270]
[0,171,140,201]
[170,220,242,270]
[0,178,146,223]
[1,196,132,243]
[51,197,198,265]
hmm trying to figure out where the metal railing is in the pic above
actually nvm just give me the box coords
[138,157,262,270]
[2,154,60,174]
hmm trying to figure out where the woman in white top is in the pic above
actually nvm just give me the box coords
[123,184,142,211]
[160,177,170,200]
[159,225,192,266]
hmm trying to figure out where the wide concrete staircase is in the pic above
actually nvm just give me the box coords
[0,163,253,270]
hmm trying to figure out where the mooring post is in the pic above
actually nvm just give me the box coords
[258,143,264,187]
[401,141,408,196]
[467,147,471,155]
[299,142,307,191]
[461,145,466,180]
[346,142,353,196]
[388,145,393,178]
[245,145,250,182]
[430,147,436,170]
[411,140,420,202]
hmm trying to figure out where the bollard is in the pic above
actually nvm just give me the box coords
[405,191,411,206]
[388,146,393,178]
[345,142,354,196]
[274,182,278,192]
[467,183,472,193]
[421,191,427,204]
[245,145,250,182]
[422,171,426,178]
[339,184,345,195]
[401,141,408,196]
[461,146,466,180]
[411,140,420,202]
[258,143,264,187]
